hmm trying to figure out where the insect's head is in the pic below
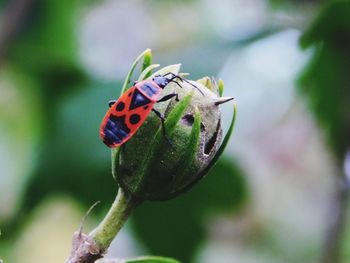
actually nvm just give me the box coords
[153,73,204,95]
[152,75,170,89]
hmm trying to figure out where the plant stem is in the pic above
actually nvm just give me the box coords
[321,165,349,263]
[90,188,139,249]
[65,188,140,263]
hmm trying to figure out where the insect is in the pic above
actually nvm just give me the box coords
[100,73,202,148]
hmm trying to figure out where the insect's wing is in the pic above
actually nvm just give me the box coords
[100,87,155,147]
[100,87,135,147]
[124,98,154,136]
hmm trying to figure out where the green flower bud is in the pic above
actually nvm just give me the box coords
[112,53,236,201]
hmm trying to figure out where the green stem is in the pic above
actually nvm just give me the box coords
[90,188,139,249]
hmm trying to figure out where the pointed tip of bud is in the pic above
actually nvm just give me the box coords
[214,97,234,106]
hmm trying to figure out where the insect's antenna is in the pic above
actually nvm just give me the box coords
[179,77,204,96]
[180,77,204,96]
[163,72,176,78]
[169,79,183,89]
[164,73,205,96]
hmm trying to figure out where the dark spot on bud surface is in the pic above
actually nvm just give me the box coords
[181,114,194,126]
[204,120,220,155]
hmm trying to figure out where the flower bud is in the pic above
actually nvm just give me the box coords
[111,56,236,201]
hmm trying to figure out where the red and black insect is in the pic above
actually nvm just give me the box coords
[100,73,201,148]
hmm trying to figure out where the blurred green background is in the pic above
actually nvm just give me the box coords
[1,0,350,262]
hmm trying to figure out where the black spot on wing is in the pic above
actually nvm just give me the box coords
[130,114,141,125]
[116,101,125,111]
[129,89,151,110]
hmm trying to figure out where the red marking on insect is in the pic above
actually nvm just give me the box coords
[100,73,201,148]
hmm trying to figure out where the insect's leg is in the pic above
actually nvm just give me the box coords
[108,100,117,107]
[170,80,183,89]
[157,93,179,103]
[152,108,172,145]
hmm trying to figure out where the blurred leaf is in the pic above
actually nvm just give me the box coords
[300,1,350,49]
[0,65,43,223]
[131,159,248,262]
[8,0,81,70]
[16,80,122,224]
[269,0,321,8]
[5,0,87,107]
[298,0,350,160]
[11,197,84,263]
